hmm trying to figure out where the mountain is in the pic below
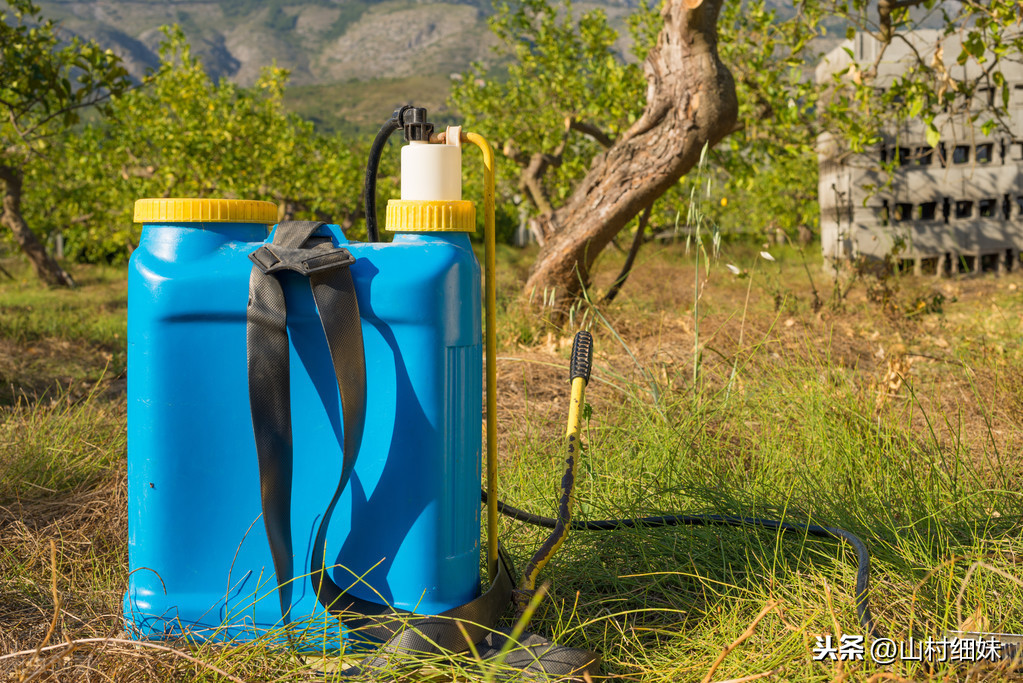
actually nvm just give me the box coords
[34,0,637,130]
[36,0,506,85]
[31,0,860,132]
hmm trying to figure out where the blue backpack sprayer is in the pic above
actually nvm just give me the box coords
[125,107,880,677]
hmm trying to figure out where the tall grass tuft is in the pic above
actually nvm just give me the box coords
[0,379,126,500]
[683,143,722,390]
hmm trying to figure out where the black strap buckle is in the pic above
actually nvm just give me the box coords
[250,244,355,277]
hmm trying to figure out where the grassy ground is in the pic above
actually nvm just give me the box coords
[1,240,1022,681]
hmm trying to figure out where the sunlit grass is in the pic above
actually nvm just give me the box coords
[1,247,1022,680]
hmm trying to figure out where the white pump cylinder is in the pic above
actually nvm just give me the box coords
[401,141,462,201]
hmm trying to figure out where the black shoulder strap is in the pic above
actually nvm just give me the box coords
[245,221,598,679]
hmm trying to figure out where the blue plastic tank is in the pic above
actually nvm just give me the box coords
[125,198,482,645]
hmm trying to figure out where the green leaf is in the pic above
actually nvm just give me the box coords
[925,124,941,148]
[908,95,924,119]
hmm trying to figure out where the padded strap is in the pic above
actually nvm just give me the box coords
[246,236,297,619]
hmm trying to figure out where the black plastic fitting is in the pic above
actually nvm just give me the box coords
[569,331,593,385]
[362,105,435,242]
[401,107,434,142]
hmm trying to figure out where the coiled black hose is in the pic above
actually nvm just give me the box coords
[483,489,879,639]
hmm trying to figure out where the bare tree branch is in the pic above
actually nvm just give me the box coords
[878,0,927,42]
[601,202,652,304]
[505,120,573,215]
[568,119,614,148]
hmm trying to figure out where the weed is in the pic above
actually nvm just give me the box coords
[682,143,722,388]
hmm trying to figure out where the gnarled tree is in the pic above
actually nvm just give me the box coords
[524,0,737,306]
[454,0,739,307]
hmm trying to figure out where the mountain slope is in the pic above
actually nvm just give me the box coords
[36,0,502,86]
[35,0,827,132]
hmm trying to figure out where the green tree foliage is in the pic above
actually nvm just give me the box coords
[452,0,823,244]
[451,0,653,216]
[24,27,370,264]
[716,1,819,167]
[693,0,822,240]
[687,0,1021,240]
[9,0,1020,279]
[0,0,130,284]
[813,0,1023,150]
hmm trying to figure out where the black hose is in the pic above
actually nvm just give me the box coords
[363,106,412,242]
[483,489,879,639]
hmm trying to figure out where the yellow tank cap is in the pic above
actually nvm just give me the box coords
[385,200,475,233]
[133,198,279,224]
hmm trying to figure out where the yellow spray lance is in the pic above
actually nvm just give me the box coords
[515,330,592,610]
[390,123,501,580]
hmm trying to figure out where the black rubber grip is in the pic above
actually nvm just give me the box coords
[570,331,593,384]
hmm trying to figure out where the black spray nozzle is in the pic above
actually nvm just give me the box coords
[570,331,593,385]
[401,107,434,142]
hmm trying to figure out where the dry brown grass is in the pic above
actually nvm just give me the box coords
[2,247,1023,680]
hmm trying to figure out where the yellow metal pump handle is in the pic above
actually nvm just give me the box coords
[461,131,500,579]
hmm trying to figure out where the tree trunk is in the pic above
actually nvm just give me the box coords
[0,165,76,287]
[601,203,652,305]
[524,0,737,308]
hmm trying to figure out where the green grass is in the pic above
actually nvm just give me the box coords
[1,243,1022,680]
[0,262,126,405]
[0,265,126,347]
[495,338,1022,680]
[0,384,126,500]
